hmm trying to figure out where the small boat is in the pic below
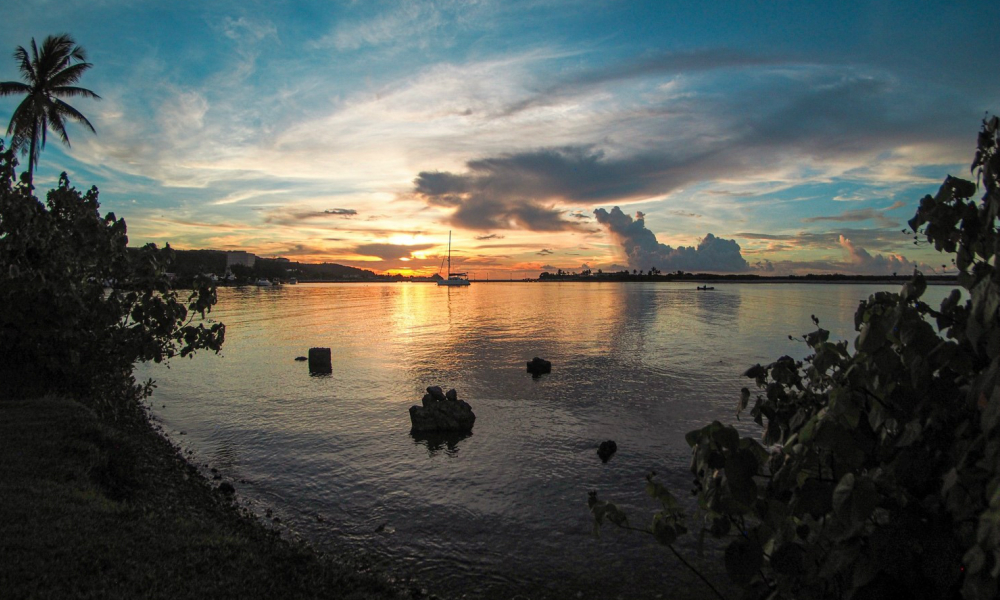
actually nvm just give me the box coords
[697,285,715,290]
[255,278,273,287]
[288,278,298,285]
[437,231,471,286]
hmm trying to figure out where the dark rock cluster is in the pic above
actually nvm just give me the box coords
[408,386,476,433]
[526,357,551,376]
[597,440,617,462]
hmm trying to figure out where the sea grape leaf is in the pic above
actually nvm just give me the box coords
[725,538,763,584]
[770,543,805,576]
[725,448,759,507]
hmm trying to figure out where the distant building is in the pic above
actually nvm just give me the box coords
[226,251,256,268]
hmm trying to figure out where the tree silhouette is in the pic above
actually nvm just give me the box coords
[0,34,100,184]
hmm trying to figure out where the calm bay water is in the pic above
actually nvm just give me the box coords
[141,281,953,599]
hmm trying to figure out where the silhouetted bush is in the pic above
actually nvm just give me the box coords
[0,142,224,416]
[592,117,1000,600]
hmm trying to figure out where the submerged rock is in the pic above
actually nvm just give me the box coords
[409,386,475,433]
[526,357,552,376]
[598,440,617,462]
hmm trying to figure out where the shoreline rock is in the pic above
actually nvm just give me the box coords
[597,440,617,462]
[526,357,551,376]
[409,387,476,433]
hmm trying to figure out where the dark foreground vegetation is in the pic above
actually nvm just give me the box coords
[592,119,1000,599]
[0,140,408,598]
[0,395,406,600]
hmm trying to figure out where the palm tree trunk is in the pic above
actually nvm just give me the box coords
[27,120,37,186]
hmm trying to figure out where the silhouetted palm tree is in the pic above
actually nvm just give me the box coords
[0,34,100,184]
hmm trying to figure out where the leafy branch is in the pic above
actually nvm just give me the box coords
[590,116,1000,600]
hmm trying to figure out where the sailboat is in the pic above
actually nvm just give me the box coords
[437,231,471,286]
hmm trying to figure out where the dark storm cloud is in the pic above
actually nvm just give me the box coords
[418,146,692,203]
[734,233,797,241]
[802,201,907,228]
[324,208,358,216]
[264,207,358,225]
[501,49,790,116]
[733,74,971,165]
[269,243,330,257]
[594,206,750,272]
[413,146,713,231]
[353,243,434,261]
[735,228,913,253]
[416,67,975,235]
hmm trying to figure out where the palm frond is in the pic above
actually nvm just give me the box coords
[47,109,70,146]
[51,85,101,100]
[49,63,95,88]
[13,45,35,82]
[6,97,35,139]
[0,81,31,97]
[69,42,87,63]
[29,38,40,74]
[36,35,75,83]
[38,114,49,149]
[53,98,96,134]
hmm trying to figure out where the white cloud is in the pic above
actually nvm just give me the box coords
[838,235,920,275]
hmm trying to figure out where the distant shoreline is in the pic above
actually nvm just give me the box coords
[207,275,959,286]
[528,273,958,285]
[460,276,956,285]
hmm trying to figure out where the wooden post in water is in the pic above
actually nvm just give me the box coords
[308,347,332,374]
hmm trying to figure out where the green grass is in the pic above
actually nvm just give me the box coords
[0,395,407,600]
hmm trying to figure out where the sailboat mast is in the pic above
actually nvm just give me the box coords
[447,230,452,277]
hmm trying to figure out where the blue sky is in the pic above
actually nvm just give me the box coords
[3,0,997,276]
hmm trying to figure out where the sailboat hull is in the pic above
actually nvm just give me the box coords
[438,230,471,285]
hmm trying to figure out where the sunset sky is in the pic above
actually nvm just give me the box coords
[3,0,998,277]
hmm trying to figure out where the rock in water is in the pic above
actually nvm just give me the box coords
[409,386,476,433]
[308,347,332,373]
[526,357,552,376]
[598,440,617,462]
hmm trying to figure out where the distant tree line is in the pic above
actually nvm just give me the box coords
[161,249,422,286]
[538,269,954,283]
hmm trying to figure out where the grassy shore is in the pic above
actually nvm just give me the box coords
[0,395,408,600]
